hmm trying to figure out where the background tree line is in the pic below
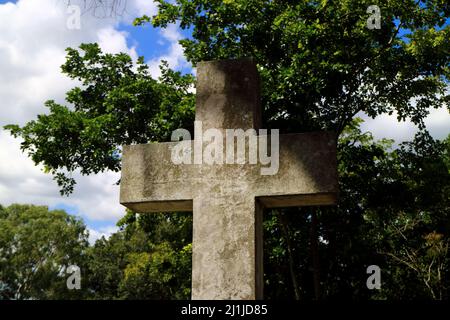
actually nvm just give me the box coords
[2,0,449,299]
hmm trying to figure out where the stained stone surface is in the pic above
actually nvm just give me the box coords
[120,58,338,300]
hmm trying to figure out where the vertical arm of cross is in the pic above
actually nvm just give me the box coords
[196,58,262,130]
[190,58,265,299]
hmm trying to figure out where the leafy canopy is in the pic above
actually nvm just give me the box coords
[4,0,449,194]
[137,0,449,132]
[0,204,89,299]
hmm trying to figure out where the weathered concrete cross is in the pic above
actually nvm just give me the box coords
[120,58,338,299]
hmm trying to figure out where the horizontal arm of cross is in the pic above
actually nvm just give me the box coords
[255,131,338,208]
[120,142,198,212]
[120,131,338,213]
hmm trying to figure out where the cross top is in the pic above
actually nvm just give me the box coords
[195,58,261,130]
[120,58,338,300]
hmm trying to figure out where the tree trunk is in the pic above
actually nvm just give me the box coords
[310,210,321,300]
[277,210,301,300]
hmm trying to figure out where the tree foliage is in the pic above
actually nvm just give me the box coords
[0,205,192,300]
[0,204,89,299]
[137,0,449,133]
[85,210,192,300]
[262,121,449,300]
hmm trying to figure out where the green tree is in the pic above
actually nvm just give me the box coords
[84,210,192,299]
[117,211,192,299]
[267,122,449,300]
[0,204,89,299]
[84,232,131,299]
[362,130,450,299]
[118,242,192,299]
[138,0,449,133]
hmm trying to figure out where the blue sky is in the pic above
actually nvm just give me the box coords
[0,0,448,243]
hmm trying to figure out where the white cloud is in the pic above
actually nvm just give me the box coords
[0,0,141,125]
[359,107,450,144]
[160,23,182,42]
[132,0,158,17]
[147,23,189,78]
[87,225,119,244]
[424,107,450,138]
[97,26,138,59]
[0,132,124,221]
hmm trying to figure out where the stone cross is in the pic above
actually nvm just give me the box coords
[120,58,338,300]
